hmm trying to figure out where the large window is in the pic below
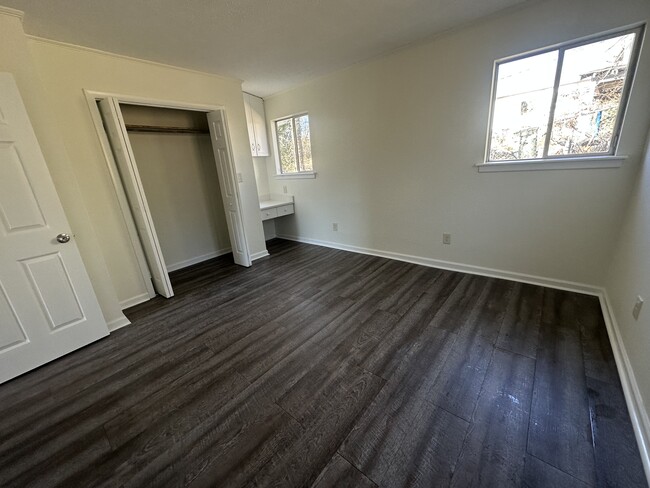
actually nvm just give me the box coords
[486,26,643,163]
[274,113,313,175]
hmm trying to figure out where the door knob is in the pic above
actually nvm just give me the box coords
[56,233,71,243]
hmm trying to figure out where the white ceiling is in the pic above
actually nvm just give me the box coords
[3,0,531,97]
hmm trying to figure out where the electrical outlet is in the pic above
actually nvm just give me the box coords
[283,185,288,194]
[332,223,338,232]
[236,172,243,183]
[633,295,644,320]
[443,233,451,245]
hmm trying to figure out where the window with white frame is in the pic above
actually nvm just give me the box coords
[486,26,643,163]
[274,113,313,174]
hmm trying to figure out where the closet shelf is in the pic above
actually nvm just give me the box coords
[125,124,210,134]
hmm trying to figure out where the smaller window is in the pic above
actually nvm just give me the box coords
[274,113,313,175]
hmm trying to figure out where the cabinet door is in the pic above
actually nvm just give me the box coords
[249,95,269,157]
[243,93,258,156]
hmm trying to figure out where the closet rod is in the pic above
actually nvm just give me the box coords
[125,124,210,134]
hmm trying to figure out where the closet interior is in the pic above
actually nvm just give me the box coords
[103,103,234,305]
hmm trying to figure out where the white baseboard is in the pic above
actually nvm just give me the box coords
[119,292,151,310]
[275,234,601,295]
[166,249,231,272]
[599,291,650,482]
[106,314,131,332]
[250,250,270,261]
[275,233,649,483]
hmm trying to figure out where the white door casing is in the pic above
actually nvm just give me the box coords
[0,73,108,384]
[207,110,251,267]
[97,98,174,298]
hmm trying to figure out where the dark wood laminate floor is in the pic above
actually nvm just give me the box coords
[0,239,646,488]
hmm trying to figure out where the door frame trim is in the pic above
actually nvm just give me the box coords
[83,90,251,306]
[84,90,226,113]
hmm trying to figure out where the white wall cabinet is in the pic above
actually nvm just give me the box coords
[243,92,269,157]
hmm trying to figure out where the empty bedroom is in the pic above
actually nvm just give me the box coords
[1,0,650,486]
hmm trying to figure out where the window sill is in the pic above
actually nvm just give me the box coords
[274,172,317,179]
[476,156,626,173]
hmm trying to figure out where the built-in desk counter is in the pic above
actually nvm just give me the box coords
[259,194,294,221]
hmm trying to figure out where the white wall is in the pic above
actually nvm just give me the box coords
[121,105,231,273]
[25,35,266,313]
[605,130,650,465]
[253,158,271,197]
[264,0,650,287]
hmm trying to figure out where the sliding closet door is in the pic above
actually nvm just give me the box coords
[207,110,251,267]
[97,98,174,298]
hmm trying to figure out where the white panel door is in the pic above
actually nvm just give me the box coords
[97,98,173,298]
[0,73,108,384]
[207,110,251,267]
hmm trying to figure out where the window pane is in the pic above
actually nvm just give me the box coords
[549,33,636,156]
[295,115,313,172]
[489,51,559,161]
[276,118,298,173]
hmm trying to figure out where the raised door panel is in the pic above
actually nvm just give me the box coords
[214,145,246,258]
[0,281,27,353]
[21,253,85,330]
[0,142,46,232]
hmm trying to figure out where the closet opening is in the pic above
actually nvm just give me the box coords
[87,93,251,307]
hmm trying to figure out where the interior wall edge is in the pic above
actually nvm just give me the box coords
[106,314,131,332]
[251,250,271,261]
[118,293,151,311]
[165,248,232,273]
[0,5,24,21]
[261,0,545,102]
[274,234,602,295]
[26,35,244,85]
[599,291,650,483]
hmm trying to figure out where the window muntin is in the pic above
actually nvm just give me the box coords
[275,113,313,174]
[487,27,643,163]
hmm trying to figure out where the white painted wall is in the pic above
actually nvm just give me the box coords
[253,158,270,197]
[121,105,231,272]
[605,129,650,464]
[264,0,650,287]
[25,36,266,309]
